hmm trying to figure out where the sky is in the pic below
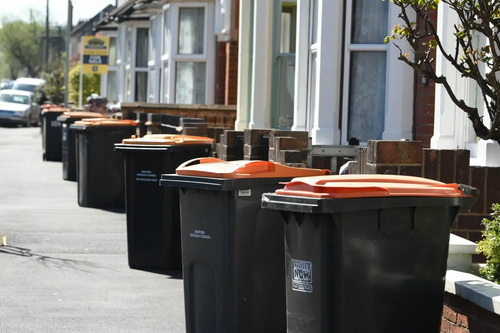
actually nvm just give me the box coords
[0,0,115,26]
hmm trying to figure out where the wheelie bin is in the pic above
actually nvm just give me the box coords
[261,174,479,333]
[41,107,68,161]
[58,111,107,181]
[71,119,137,209]
[114,134,215,271]
[160,159,330,333]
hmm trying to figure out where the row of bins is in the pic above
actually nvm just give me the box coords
[158,161,478,333]
[40,107,480,333]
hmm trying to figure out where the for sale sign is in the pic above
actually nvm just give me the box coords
[82,36,110,74]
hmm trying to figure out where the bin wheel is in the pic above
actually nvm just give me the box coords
[43,152,46,161]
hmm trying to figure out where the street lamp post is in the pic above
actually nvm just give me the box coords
[64,0,72,108]
[44,0,49,71]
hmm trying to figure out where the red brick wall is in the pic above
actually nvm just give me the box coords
[413,10,437,148]
[215,41,227,105]
[214,41,239,106]
[225,42,238,106]
[442,292,500,332]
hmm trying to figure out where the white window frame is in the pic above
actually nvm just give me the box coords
[148,14,162,103]
[161,2,215,104]
[123,22,150,102]
[99,31,119,103]
[340,0,389,145]
[305,0,318,131]
[161,4,172,103]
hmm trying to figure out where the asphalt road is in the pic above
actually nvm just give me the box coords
[0,126,185,333]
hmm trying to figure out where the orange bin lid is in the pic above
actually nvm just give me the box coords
[73,119,137,127]
[122,134,214,146]
[42,107,70,113]
[60,111,107,119]
[275,174,472,199]
[176,158,331,179]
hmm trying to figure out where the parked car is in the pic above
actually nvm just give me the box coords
[11,78,45,93]
[0,90,40,127]
[0,79,12,90]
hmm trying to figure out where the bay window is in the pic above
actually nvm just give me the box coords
[161,2,215,104]
[123,24,149,102]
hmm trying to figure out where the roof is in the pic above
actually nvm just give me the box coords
[94,0,161,32]
[71,4,116,37]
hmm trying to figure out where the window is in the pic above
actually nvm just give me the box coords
[0,93,29,104]
[178,8,205,55]
[161,7,171,102]
[109,37,117,66]
[306,0,319,131]
[135,72,148,102]
[136,28,149,68]
[163,61,169,102]
[340,0,389,143]
[175,62,206,104]
[147,16,162,103]
[148,69,156,102]
[161,3,214,104]
[122,26,150,102]
[273,2,297,129]
[107,71,118,103]
[175,7,207,103]
[125,27,132,66]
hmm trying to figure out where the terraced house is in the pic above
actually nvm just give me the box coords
[93,0,499,167]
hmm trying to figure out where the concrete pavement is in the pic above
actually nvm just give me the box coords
[0,126,185,332]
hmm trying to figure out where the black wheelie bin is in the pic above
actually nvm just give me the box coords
[58,111,107,181]
[261,174,479,333]
[71,119,137,209]
[115,134,214,272]
[41,107,68,161]
[160,158,330,333]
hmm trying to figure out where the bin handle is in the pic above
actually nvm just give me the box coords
[458,184,479,197]
[177,157,223,169]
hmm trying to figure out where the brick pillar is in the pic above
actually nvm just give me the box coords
[366,140,423,175]
[146,113,162,135]
[217,130,244,161]
[243,129,271,160]
[225,42,239,105]
[268,130,308,167]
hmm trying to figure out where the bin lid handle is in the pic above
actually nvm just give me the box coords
[458,184,480,197]
[177,157,223,169]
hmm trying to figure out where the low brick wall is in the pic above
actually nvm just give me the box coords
[120,103,237,132]
[441,292,500,333]
[441,270,500,333]
[355,140,497,262]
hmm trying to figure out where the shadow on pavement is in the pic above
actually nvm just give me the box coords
[0,245,117,274]
[0,123,19,128]
[130,267,183,280]
[94,207,126,214]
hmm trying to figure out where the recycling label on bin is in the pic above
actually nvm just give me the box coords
[291,259,313,293]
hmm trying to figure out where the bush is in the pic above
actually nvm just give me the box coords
[476,204,500,283]
[68,62,100,106]
[35,59,65,105]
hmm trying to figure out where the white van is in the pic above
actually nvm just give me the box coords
[11,78,46,93]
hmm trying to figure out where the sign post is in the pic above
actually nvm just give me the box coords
[79,35,110,108]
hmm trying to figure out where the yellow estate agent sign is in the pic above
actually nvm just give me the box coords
[82,36,110,74]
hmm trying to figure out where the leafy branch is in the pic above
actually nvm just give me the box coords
[387,0,500,143]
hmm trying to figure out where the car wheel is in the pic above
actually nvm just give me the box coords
[23,116,32,128]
